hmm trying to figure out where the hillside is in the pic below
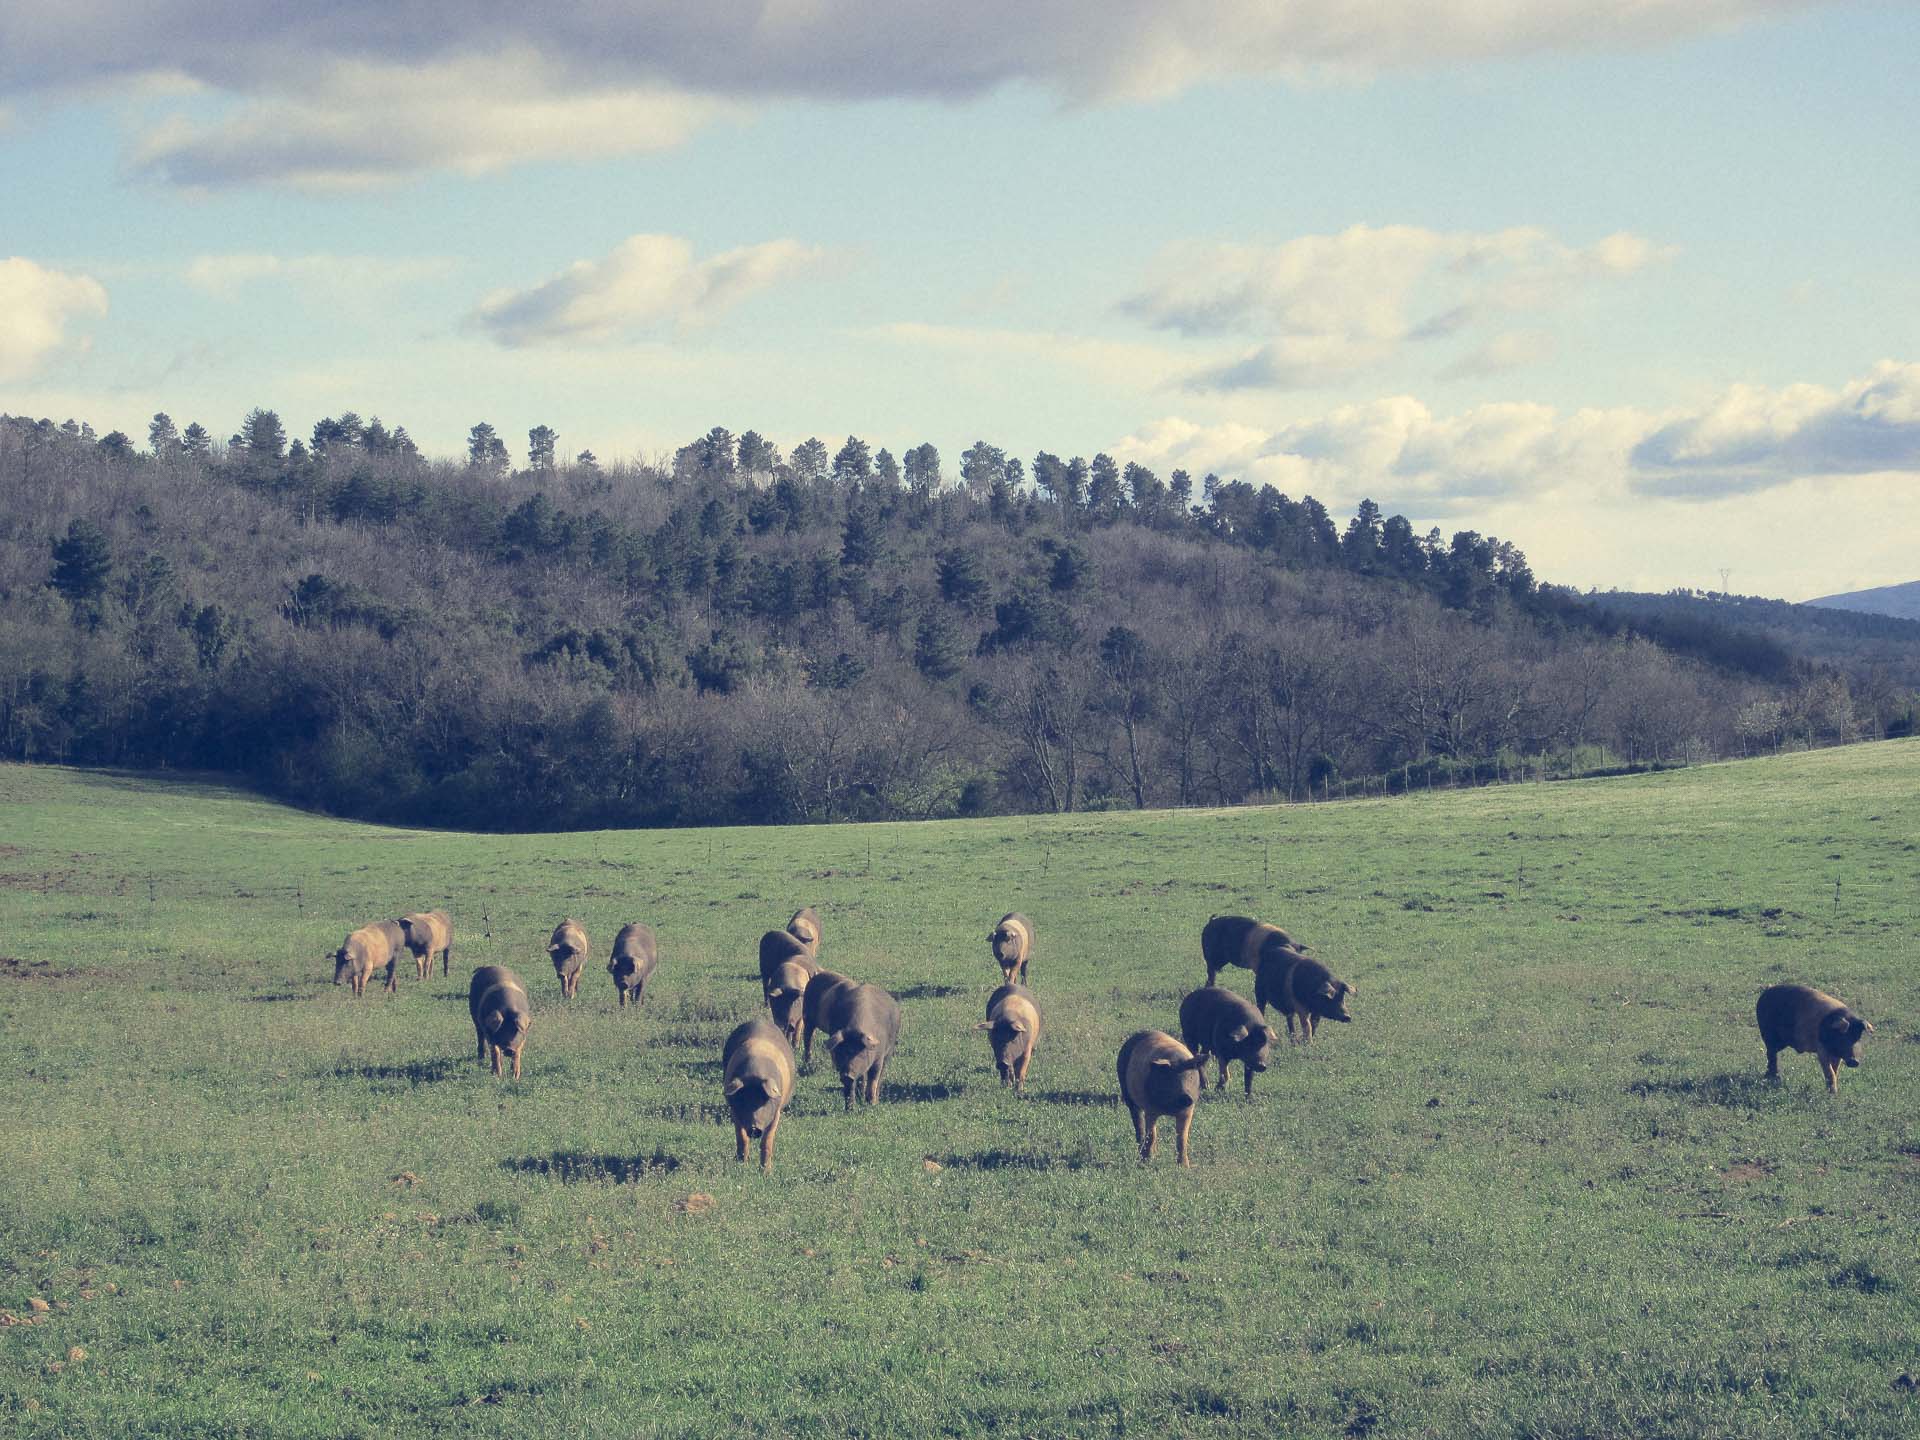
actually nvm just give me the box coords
[1,743,1916,1437]
[1807,578,1920,623]
[2,411,1914,831]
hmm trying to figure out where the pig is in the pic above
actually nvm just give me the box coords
[1201,914,1307,988]
[988,913,1034,985]
[1254,946,1354,1043]
[399,910,453,981]
[468,965,531,1079]
[547,919,590,999]
[1757,984,1873,1093]
[758,928,816,986]
[722,1018,796,1172]
[800,969,856,1067]
[607,922,658,1009]
[821,982,902,1110]
[764,959,815,1047]
[1178,985,1278,1097]
[330,923,392,998]
[786,906,823,957]
[978,983,1041,1092]
[369,919,409,994]
[1116,1030,1207,1166]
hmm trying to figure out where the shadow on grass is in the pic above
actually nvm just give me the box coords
[934,1148,1093,1172]
[1028,1089,1120,1107]
[333,1058,458,1085]
[504,1150,682,1183]
[244,992,306,1003]
[1626,1071,1780,1107]
[880,1081,965,1103]
[895,984,969,1001]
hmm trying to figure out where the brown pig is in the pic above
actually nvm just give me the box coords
[330,924,392,998]
[1757,984,1872,1093]
[758,929,816,986]
[988,913,1034,985]
[722,1018,796,1172]
[785,906,823,957]
[607,922,658,1009]
[764,959,814,1047]
[1201,914,1307,987]
[800,969,856,1067]
[1178,985,1278,1097]
[978,983,1041,1091]
[547,919,590,999]
[469,965,531,1079]
[399,910,453,981]
[1116,1030,1207,1165]
[822,982,902,1110]
[1254,946,1354,1044]
[369,919,409,994]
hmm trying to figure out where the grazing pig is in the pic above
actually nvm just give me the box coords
[988,913,1034,985]
[822,982,902,1109]
[330,924,393,998]
[764,959,814,1047]
[399,910,453,981]
[607,922,658,1009]
[1254,947,1355,1044]
[370,919,410,994]
[722,1018,796,1172]
[1116,1030,1206,1166]
[786,906,823,957]
[1757,984,1873,1093]
[1201,914,1306,988]
[978,983,1041,1092]
[469,965,531,1079]
[758,928,815,986]
[800,969,855,1067]
[1178,986,1278,1097]
[547,920,590,999]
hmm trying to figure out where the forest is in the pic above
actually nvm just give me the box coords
[2,407,1915,830]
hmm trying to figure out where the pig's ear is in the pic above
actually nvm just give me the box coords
[1227,1024,1249,1044]
[974,1021,994,1030]
[1008,1019,1028,1034]
[1265,1027,1279,1045]
[764,1080,781,1100]
[1861,1018,1874,1033]
[1150,1057,1173,1070]
[1341,981,1356,996]
[724,1078,745,1096]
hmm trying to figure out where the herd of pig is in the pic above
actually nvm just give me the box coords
[329,905,1874,1172]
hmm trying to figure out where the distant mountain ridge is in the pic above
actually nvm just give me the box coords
[1805,579,1920,623]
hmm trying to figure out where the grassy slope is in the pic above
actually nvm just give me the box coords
[1,746,1917,1439]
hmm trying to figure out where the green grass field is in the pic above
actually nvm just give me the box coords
[2,744,1917,1438]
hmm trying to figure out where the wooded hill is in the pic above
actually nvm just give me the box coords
[3,409,1914,829]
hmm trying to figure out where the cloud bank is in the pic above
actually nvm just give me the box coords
[470,234,823,347]
[0,2,1829,186]
[0,257,109,381]
[1120,224,1669,391]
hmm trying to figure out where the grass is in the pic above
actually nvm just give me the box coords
[1,743,1917,1438]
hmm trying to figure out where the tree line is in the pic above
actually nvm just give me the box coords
[2,408,1912,830]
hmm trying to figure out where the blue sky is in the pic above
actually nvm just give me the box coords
[3,1,1917,598]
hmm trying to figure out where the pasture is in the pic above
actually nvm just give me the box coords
[1,742,1917,1438]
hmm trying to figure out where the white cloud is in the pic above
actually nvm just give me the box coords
[0,3,1830,186]
[0,257,109,381]
[1631,361,1920,497]
[869,321,1185,392]
[130,53,734,190]
[1122,224,1670,391]
[470,233,824,347]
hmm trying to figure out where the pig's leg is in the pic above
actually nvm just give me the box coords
[1126,1101,1145,1150]
[761,1115,779,1173]
[1216,1058,1229,1091]
[490,1045,502,1077]
[1822,1058,1839,1094]
[1140,1113,1158,1164]
[1764,1044,1780,1080]
[509,1047,521,1080]
[735,1124,749,1162]
[1175,1109,1193,1167]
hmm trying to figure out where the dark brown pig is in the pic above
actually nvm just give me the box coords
[785,906,822,957]
[978,983,1041,1092]
[1116,1030,1206,1165]
[330,923,392,998]
[764,959,814,1047]
[758,928,815,986]
[607,922,658,1009]
[1178,985,1278,1097]
[822,982,901,1109]
[722,1018,796,1171]
[547,919,590,999]
[469,965,531,1079]
[800,969,855,1067]
[1254,946,1354,1043]
[1757,984,1872,1093]
[1201,914,1306,987]
[399,910,453,980]
[988,913,1034,984]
